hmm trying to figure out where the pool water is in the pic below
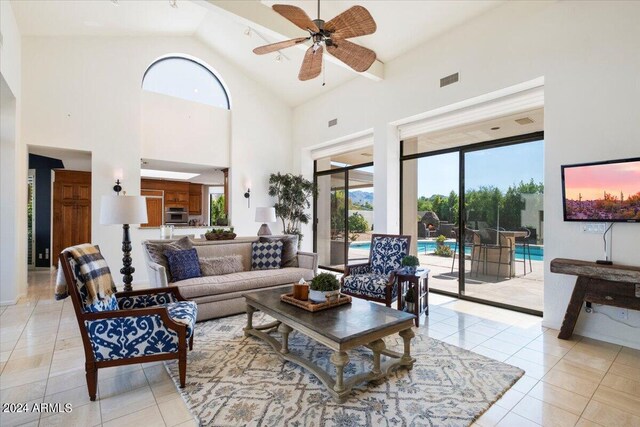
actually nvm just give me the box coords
[350,240,544,261]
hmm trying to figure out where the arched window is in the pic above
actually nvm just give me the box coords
[142,56,230,109]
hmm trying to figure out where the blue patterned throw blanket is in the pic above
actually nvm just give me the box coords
[55,244,116,302]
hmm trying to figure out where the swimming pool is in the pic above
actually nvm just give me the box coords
[350,240,544,261]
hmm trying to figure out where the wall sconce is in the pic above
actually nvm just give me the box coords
[244,188,251,208]
[113,179,122,195]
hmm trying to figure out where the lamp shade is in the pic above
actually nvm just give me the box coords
[100,195,148,225]
[255,207,276,223]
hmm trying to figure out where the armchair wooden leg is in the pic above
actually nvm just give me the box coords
[85,363,98,401]
[189,334,194,351]
[179,347,187,388]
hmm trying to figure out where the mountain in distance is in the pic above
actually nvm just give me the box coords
[349,190,374,206]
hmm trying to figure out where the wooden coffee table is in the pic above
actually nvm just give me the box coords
[243,287,416,403]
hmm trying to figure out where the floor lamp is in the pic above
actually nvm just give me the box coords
[100,195,148,292]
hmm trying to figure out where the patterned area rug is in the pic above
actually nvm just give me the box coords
[165,313,524,426]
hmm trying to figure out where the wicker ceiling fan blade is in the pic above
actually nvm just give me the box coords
[326,39,376,72]
[253,37,309,55]
[298,45,323,81]
[325,5,376,39]
[272,4,319,33]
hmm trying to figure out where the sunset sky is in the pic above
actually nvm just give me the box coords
[564,160,640,200]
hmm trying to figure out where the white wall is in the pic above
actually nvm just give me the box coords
[141,91,230,167]
[0,0,26,304]
[20,35,292,286]
[292,1,640,348]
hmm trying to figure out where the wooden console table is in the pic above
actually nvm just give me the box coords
[550,258,640,339]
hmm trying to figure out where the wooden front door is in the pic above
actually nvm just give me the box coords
[53,170,91,261]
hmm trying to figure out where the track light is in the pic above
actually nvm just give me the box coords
[169,0,178,8]
[110,0,119,5]
[244,27,251,36]
[275,54,282,63]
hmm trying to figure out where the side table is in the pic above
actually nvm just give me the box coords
[396,268,430,326]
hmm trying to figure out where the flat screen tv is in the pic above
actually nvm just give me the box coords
[562,157,640,222]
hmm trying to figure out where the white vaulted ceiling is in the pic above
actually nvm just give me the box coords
[12,0,505,106]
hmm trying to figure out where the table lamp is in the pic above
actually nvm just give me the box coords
[100,195,148,292]
[255,207,276,236]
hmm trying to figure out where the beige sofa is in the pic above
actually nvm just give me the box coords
[142,237,317,321]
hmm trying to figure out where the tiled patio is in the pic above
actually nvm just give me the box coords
[421,253,544,312]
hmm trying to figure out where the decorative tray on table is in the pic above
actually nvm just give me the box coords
[280,293,352,312]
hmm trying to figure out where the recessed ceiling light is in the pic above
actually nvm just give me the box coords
[194,88,199,93]
[491,126,500,130]
[141,169,200,180]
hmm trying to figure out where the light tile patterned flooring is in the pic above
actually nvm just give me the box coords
[0,270,638,427]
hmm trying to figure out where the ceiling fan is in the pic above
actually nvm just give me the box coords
[252,0,377,81]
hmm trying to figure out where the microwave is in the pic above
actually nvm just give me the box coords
[165,207,188,224]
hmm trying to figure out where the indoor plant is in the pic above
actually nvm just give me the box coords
[404,288,416,313]
[268,173,316,247]
[309,272,340,303]
[401,255,420,274]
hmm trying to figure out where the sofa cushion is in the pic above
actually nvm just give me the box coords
[193,241,254,272]
[166,248,201,282]
[145,236,192,282]
[174,267,314,299]
[259,235,299,268]
[199,255,243,276]
[251,241,283,270]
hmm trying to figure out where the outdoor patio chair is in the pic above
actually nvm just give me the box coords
[451,228,482,275]
[341,234,411,307]
[515,227,533,275]
[58,246,197,401]
[478,228,513,280]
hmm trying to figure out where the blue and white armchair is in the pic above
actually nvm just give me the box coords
[341,234,411,307]
[59,249,197,401]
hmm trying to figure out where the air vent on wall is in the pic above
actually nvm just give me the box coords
[440,72,459,87]
[328,118,338,127]
[515,117,535,125]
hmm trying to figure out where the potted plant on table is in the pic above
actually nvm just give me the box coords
[309,272,340,303]
[401,255,420,274]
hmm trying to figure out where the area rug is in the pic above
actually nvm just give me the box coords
[165,313,524,426]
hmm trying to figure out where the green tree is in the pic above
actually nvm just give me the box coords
[348,212,369,233]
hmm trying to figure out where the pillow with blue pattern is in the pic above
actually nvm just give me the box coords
[165,248,201,282]
[251,241,283,270]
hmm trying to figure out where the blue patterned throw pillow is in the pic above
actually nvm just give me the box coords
[165,248,201,282]
[251,241,283,270]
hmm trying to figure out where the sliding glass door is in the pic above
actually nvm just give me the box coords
[314,163,374,271]
[462,140,544,311]
[401,132,544,314]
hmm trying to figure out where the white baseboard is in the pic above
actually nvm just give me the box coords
[0,298,18,306]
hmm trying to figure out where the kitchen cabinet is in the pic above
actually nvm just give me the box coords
[141,189,163,228]
[189,183,203,215]
[53,170,91,260]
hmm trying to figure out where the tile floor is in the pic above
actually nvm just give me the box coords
[0,270,638,427]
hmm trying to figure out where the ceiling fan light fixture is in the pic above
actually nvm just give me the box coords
[254,1,377,81]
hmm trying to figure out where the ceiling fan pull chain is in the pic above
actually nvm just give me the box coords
[322,57,326,86]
